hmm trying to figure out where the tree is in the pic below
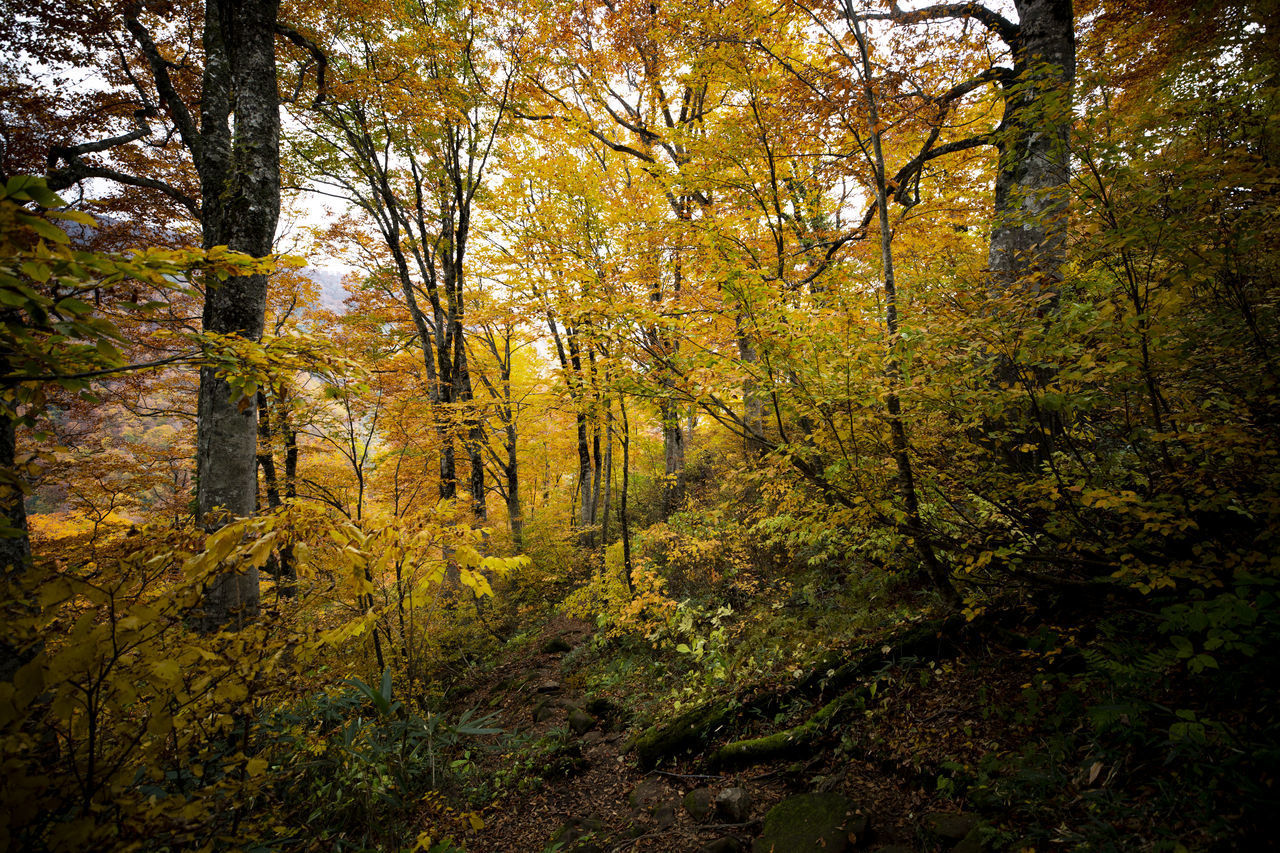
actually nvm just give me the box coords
[29,0,286,628]
[291,0,516,522]
[855,0,1075,302]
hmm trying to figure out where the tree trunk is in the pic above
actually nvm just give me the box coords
[986,0,1076,468]
[195,0,281,631]
[988,0,1076,307]
[852,12,958,605]
[255,389,295,598]
[737,331,767,458]
[601,401,614,545]
[619,395,634,595]
[576,411,594,533]
[0,406,33,682]
[659,397,685,516]
[506,432,523,551]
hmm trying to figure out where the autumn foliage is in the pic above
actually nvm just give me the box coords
[2,0,1278,849]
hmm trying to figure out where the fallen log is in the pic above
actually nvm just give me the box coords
[627,612,971,769]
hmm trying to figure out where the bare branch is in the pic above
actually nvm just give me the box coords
[855,1,1020,48]
[276,23,329,106]
[123,16,202,158]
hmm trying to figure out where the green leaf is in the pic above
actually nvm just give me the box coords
[17,213,69,244]
[54,297,93,316]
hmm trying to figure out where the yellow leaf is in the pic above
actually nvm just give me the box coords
[152,660,181,684]
[246,757,268,777]
[457,545,483,569]
[245,535,276,569]
[460,569,493,597]
[148,712,173,738]
[203,524,243,567]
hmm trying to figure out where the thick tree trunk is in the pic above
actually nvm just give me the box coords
[986,0,1075,468]
[195,0,281,630]
[988,0,1076,306]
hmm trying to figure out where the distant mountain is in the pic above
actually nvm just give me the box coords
[303,267,350,313]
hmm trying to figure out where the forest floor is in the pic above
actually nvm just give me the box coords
[418,610,1107,853]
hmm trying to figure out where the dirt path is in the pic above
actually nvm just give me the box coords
[421,615,977,853]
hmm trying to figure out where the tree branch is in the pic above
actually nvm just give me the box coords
[0,350,203,387]
[123,15,202,158]
[276,23,328,106]
[46,160,199,217]
[855,1,1020,47]
[46,115,152,174]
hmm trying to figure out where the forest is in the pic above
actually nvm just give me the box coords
[1,0,1277,850]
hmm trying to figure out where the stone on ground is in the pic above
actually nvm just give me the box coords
[716,786,753,823]
[753,792,857,853]
[684,787,715,822]
[924,812,979,842]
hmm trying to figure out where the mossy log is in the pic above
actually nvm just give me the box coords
[628,700,734,769]
[628,614,972,768]
[797,613,967,696]
[710,688,863,767]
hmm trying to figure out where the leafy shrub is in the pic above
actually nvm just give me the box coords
[260,669,499,846]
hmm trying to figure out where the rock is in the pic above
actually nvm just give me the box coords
[716,787,753,823]
[954,826,986,853]
[550,816,604,852]
[629,778,674,813]
[924,812,979,842]
[700,838,746,853]
[846,813,870,844]
[532,699,555,722]
[542,636,573,654]
[586,695,618,717]
[537,679,561,694]
[684,787,715,822]
[654,802,677,828]
[568,706,597,735]
[753,792,856,853]
[583,730,604,745]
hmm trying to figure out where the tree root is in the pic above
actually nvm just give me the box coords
[628,700,735,769]
[627,612,976,769]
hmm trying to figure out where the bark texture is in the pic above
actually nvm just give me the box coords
[988,0,1076,302]
[193,0,282,629]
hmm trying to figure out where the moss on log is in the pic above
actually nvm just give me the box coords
[628,700,734,769]
[710,689,863,767]
[628,613,974,768]
[798,614,966,696]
